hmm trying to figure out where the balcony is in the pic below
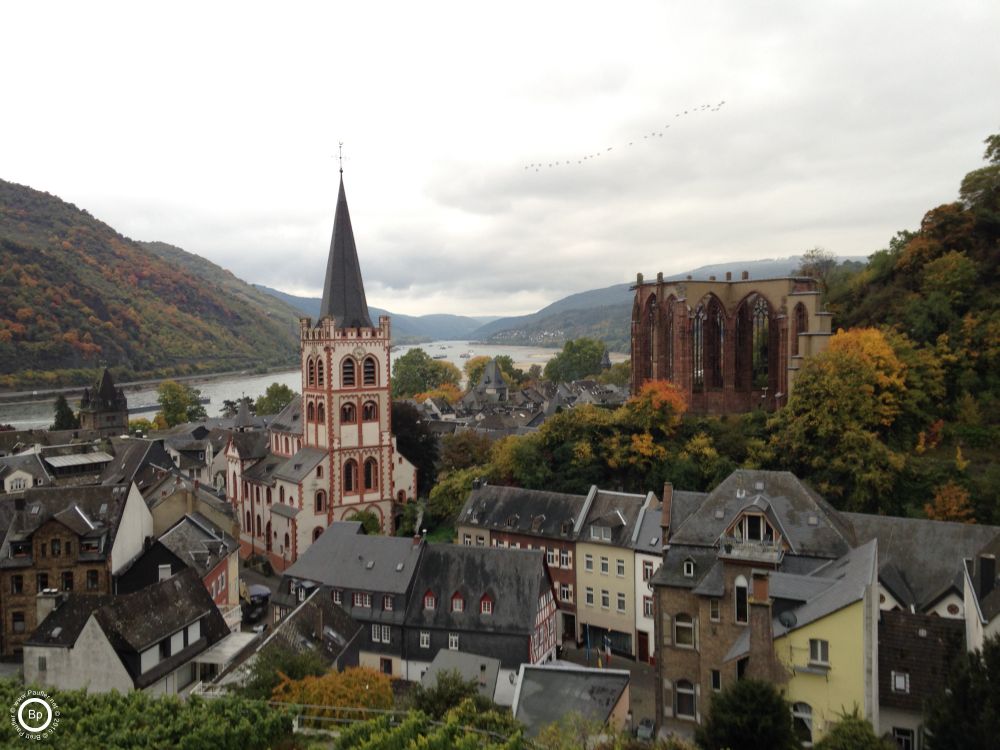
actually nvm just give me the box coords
[717,536,783,564]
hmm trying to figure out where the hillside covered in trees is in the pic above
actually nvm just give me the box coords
[0,180,300,388]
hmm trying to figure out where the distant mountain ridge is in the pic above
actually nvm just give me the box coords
[254,284,493,343]
[0,180,300,388]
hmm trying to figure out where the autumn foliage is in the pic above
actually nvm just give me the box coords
[924,481,976,523]
[271,667,393,725]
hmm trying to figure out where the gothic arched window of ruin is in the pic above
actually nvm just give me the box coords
[663,299,674,381]
[793,302,808,357]
[751,295,770,389]
[693,305,706,390]
[644,295,657,381]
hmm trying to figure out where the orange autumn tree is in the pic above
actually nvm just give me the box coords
[924,481,976,523]
[271,666,393,725]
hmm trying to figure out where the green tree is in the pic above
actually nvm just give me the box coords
[815,708,893,750]
[924,633,1000,750]
[236,642,329,700]
[392,348,462,398]
[408,669,492,719]
[428,467,482,526]
[463,355,492,389]
[597,359,631,387]
[695,679,797,750]
[440,431,495,472]
[255,382,297,415]
[795,246,838,294]
[221,396,256,418]
[543,338,606,383]
[50,393,80,429]
[346,508,382,534]
[391,401,439,497]
[156,380,208,427]
[128,417,154,434]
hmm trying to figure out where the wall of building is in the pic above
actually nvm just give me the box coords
[576,541,636,654]
[776,600,869,743]
[634,551,660,662]
[24,616,132,693]
[110,484,154,575]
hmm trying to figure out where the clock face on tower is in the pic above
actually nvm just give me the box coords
[353,346,365,359]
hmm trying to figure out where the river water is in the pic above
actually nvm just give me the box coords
[0,341,627,430]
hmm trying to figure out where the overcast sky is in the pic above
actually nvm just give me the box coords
[2,2,998,317]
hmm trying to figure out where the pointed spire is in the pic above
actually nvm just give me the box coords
[235,397,253,431]
[319,175,373,328]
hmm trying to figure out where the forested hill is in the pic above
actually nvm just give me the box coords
[0,180,300,389]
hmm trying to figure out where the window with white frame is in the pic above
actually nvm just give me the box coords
[585,554,593,572]
[476,535,485,546]
[675,680,696,719]
[891,671,909,694]
[420,631,430,648]
[332,589,342,605]
[683,559,695,578]
[600,557,609,575]
[424,592,436,610]
[792,702,813,747]
[546,548,557,566]
[463,534,472,546]
[561,583,573,603]
[560,549,570,567]
[451,593,464,612]
[674,613,695,647]
[809,639,829,666]
[601,590,610,609]
[448,633,459,650]
[585,587,594,606]
[616,559,625,577]
[892,728,914,750]
[381,625,390,644]
[480,596,493,615]
[616,592,626,612]
[353,592,371,608]
[371,623,381,642]
[643,596,653,617]
[383,595,393,611]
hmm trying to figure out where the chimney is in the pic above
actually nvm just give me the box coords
[741,271,749,280]
[36,589,62,625]
[746,572,776,681]
[660,483,673,543]
[981,555,996,600]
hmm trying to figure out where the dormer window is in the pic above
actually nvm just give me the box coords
[683,559,695,578]
[480,595,494,615]
[589,526,612,541]
[451,593,465,613]
[732,513,775,542]
[424,591,436,610]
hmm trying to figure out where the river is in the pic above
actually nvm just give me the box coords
[0,341,627,430]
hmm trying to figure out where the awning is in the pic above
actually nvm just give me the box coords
[195,632,258,666]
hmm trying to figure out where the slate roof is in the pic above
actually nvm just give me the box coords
[878,609,963,711]
[319,176,373,328]
[99,439,173,488]
[581,490,649,547]
[143,471,234,520]
[273,447,327,483]
[284,522,423,595]
[513,663,630,737]
[845,512,1000,610]
[270,395,302,435]
[228,431,269,460]
[405,545,551,637]
[671,490,707,531]
[0,453,52,487]
[458,484,587,539]
[630,502,664,556]
[243,452,286,485]
[260,586,361,667]
[0,484,132,568]
[158,513,238,576]
[26,594,114,647]
[966,537,1000,621]
[669,470,854,559]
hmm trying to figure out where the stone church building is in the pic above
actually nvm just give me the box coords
[227,174,417,569]
[630,271,832,413]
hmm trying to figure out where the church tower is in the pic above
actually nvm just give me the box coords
[299,173,415,533]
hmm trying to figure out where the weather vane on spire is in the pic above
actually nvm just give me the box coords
[338,141,344,174]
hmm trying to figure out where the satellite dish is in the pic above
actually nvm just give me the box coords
[778,611,797,629]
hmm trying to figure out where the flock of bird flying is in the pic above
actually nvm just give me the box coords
[522,100,727,172]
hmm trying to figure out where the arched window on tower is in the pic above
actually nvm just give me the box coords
[342,359,356,387]
[313,526,324,542]
[266,488,272,505]
[362,401,378,421]
[307,358,316,387]
[317,359,325,386]
[364,458,378,491]
[244,511,251,532]
[644,295,657,381]
[279,486,285,503]
[344,460,358,493]
[306,402,315,422]
[363,356,377,386]
[255,514,262,536]
[793,302,808,357]
[751,296,770,388]
[317,402,325,423]
[315,490,326,512]
[341,403,356,423]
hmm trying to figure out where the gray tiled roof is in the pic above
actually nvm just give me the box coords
[270,396,302,435]
[670,470,854,558]
[405,545,551,635]
[158,514,238,576]
[273,447,327,483]
[228,431,269,460]
[458,484,587,539]
[319,177,373,328]
[513,664,630,737]
[0,453,52,486]
[26,594,114,647]
[421,650,501,699]
[582,490,648,547]
[845,512,1000,610]
[630,502,664,554]
[284,522,423,594]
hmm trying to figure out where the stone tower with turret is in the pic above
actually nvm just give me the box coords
[79,368,128,437]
